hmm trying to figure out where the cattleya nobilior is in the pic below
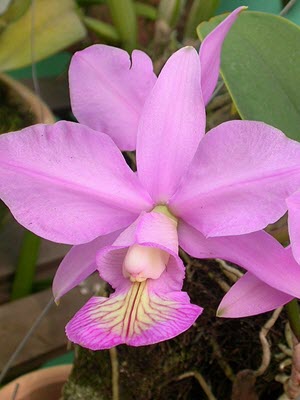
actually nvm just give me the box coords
[1,8,300,350]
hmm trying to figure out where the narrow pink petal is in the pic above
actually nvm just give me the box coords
[97,211,180,289]
[53,230,122,301]
[287,191,300,263]
[66,278,202,350]
[179,221,300,299]
[171,120,300,237]
[136,47,205,203]
[217,272,292,318]
[69,45,156,150]
[200,6,246,104]
[0,121,153,245]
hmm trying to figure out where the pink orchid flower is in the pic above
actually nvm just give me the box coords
[1,8,300,349]
[69,7,245,151]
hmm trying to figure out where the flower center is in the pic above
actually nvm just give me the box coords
[122,205,177,283]
[122,244,170,283]
[152,204,178,223]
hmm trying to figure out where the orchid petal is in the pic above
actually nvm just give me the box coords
[199,6,246,104]
[97,211,179,289]
[179,221,300,299]
[287,191,300,263]
[0,121,153,245]
[217,272,292,318]
[171,120,300,237]
[53,230,122,301]
[136,46,205,203]
[69,45,156,150]
[66,273,202,349]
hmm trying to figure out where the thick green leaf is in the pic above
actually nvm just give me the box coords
[0,0,86,71]
[198,12,300,141]
[216,0,281,15]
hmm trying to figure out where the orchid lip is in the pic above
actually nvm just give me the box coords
[64,194,201,349]
[129,275,147,283]
[66,276,203,349]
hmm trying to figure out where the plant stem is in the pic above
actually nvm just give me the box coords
[285,299,300,342]
[0,296,53,384]
[11,230,41,300]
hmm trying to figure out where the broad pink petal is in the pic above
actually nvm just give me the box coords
[97,211,179,288]
[53,230,122,301]
[200,6,245,104]
[287,191,300,263]
[136,47,205,203]
[179,221,300,299]
[66,271,201,349]
[170,120,300,237]
[0,121,153,245]
[217,272,292,318]
[69,45,156,150]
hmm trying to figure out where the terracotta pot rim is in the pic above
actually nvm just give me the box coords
[0,364,72,400]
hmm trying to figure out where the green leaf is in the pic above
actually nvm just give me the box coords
[0,0,31,24]
[11,230,41,300]
[76,0,106,5]
[135,2,157,21]
[197,11,300,141]
[82,16,120,42]
[185,0,219,38]
[107,0,137,52]
[0,0,86,71]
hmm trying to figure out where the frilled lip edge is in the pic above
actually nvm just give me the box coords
[66,279,202,349]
